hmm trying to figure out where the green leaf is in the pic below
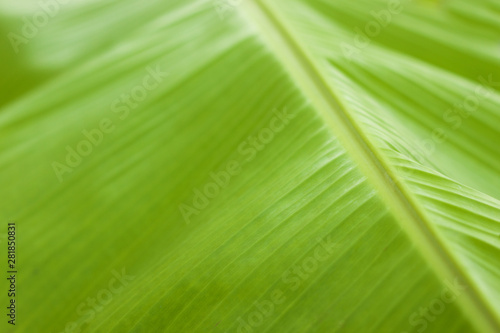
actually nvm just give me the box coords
[1,0,499,332]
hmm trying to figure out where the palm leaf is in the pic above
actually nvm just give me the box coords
[1,0,499,332]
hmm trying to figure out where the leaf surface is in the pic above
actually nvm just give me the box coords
[1,0,500,332]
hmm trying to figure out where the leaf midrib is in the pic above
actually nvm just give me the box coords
[240,1,500,332]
